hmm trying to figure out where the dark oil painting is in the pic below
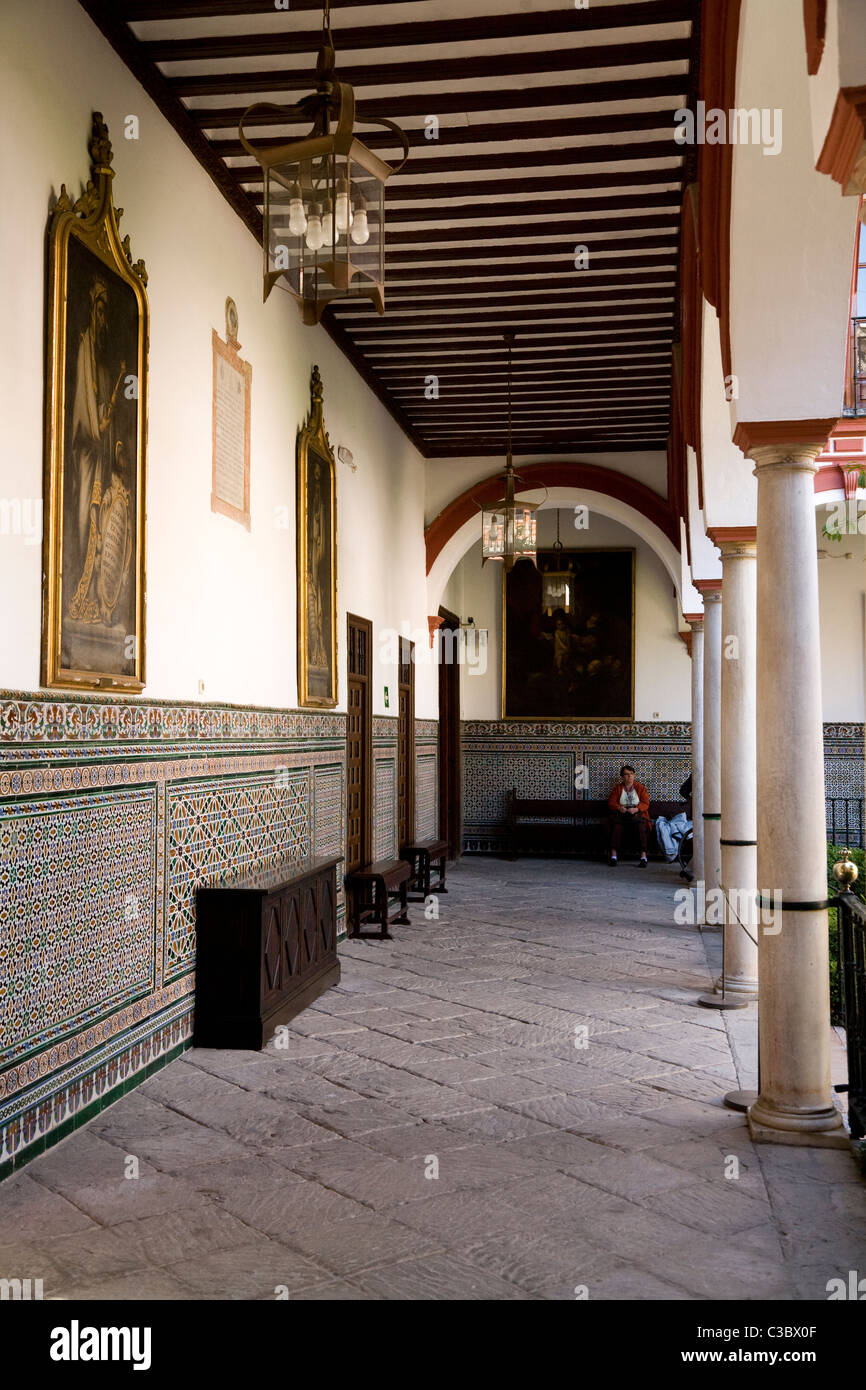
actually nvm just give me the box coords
[504,549,634,719]
[304,445,334,701]
[61,234,140,677]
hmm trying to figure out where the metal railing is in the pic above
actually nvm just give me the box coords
[827,797,864,850]
[832,888,866,1140]
[845,316,866,414]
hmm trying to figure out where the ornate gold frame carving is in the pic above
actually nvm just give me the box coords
[42,113,148,692]
[297,365,338,707]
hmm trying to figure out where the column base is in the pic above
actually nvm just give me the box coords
[747,1097,849,1149]
[713,973,759,1000]
[697,991,750,1010]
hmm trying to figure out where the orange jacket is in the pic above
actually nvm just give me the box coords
[608,780,651,824]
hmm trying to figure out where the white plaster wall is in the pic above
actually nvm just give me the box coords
[445,510,691,721]
[729,0,858,424]
[816,510,866,721]
[0,0,436,718]
[700,300,757,529]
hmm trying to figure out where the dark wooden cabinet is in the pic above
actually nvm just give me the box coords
[193,855,342,1049]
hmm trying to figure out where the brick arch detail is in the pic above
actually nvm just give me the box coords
[424,461,680,574]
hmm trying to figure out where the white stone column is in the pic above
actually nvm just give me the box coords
[714,530,759,997]
[746,440,844,1145]
[685,615,704,885]
[697,582,722,902]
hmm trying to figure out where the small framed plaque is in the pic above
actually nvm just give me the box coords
[211,299,251,529]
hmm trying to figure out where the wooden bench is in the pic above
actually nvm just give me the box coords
[345,858,411,939]
[506,790,685,861]
[400,837,449,901]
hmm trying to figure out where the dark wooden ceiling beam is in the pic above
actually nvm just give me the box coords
[167,40,690,98]
[193,90,687,130]
[267,192,681,225]
[424,439,669,457]
[137,2,695,61]
[125,0,433,18]
[212,135,681,172]
[376,276,677,303]
[384,251,678,280]
[247,166,682,202]
[333,290,675,320]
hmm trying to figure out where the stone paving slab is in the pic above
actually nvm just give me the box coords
[0,855,863,1301]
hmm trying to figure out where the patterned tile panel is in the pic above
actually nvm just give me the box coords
[0,787,157,1069]
[415,754,438,840]
[374,759,397,861]
[166,769,310,978]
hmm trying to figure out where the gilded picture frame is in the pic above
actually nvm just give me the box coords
[42,113,148,692]
[297,365,338,707]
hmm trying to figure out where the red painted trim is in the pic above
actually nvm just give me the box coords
[678,629,693,656]
[679,186,704,509]
[815,466,846,492]
[424,462,679,574]
[816,86,866,188]
[683,612,704,624]
[803,0,827,76]
[698,0,741,384]
[694,577,723,592]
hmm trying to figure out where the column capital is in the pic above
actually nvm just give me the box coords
[683,612,704,630]
[694,579,722,603]
[709,526,757,561]
[733,419,836,469]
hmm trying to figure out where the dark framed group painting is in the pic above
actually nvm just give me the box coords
[503,549,635,720]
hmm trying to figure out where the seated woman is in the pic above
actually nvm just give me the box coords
[607,765,651,867]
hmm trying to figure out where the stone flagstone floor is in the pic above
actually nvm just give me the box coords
[2,856,864,1300]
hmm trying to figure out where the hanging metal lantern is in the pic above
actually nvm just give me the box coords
[480,333,542,569]
[239,0,408,324]
[541,510,574,613]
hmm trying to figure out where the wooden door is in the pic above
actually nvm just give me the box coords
[346,614,372,873]
[397,637,415,849]
[438,608,462,859]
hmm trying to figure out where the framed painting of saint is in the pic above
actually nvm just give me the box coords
[42,113,148,692]
[503,548,635,719]
[297,365,337,707]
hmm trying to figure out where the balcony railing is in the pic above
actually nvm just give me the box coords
[844,316,866,414]
[827,797,864,850]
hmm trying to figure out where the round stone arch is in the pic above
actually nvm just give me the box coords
[426,475,683,616]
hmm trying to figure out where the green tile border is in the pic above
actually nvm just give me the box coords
[0,1037,190,1184]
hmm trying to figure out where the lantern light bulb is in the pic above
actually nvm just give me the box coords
[288,182,307,237]
[335,178,352,234]
[350,196,370,246]
[321,197,335,247]
[305,204,324,252]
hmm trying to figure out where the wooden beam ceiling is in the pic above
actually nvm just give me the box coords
[79,0,702,458]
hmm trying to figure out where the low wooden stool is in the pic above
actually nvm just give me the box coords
[345,858,411,939]
[400,838,449,902]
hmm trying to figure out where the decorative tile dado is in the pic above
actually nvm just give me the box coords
[1,787,158,1071]
[0,690,347,764]
[461,720,862,854]
[0,686,347,1180]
